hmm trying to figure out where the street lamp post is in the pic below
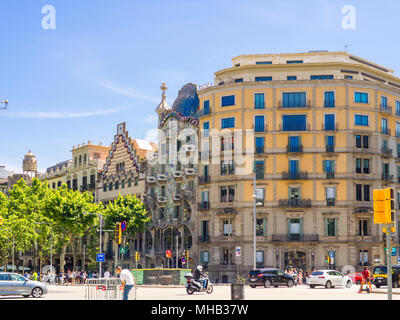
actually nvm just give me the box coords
[83,212,103,278]
[252,172,256,270]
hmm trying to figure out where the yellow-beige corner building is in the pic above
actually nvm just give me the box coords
[196,51,400,282]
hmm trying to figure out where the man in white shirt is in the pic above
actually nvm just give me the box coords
[103,270,110,279]
[115,266,134,300]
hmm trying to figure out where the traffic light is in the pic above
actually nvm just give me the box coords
[114,222,121,244]
[0,216,3,226]
[373,188,395,224]
[135,252,140,262]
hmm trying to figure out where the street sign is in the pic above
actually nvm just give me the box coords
[96,253,105,262]
[166,249,172,258]
[181,257,186,263]
[121,221,127,232]
[120,247,127,254]
[398,257,400,264]
[235,246,241,257]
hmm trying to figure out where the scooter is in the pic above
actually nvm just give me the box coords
[184,273,213,295]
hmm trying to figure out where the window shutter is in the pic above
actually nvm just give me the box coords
[334,219,338,236]
[323,160,326,172]
[299,218,303,236]
[287,218,290,235]
[324,218,327,236]
[263,219,267,236]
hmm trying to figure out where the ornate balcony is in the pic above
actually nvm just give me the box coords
[326,198,336,206]
[326,172,335,179]
[381,174,393,182]
[157,174,167,183]
[272,234,319,242]
[146,176,157,184]
[216,207,237,215]
[287,145,303,153]
[198,235,211,243]
[173,194,181,202]
[382,147,392,157]
[184,168,197,176]
[199,175,211,184]
[198,201,210,210]
[158,196,167,204]
[282,171,308,180]
[326,145,335,153]
[173,171,183,179]
[278,199,311,207]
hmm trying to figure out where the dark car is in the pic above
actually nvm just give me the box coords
[248,268,295,288]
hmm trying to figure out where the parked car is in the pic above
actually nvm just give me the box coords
[349,272,363,285]
[0,272,48,298]
[307,270,352,289]
[372,265,400,288]
[248,268,295,288]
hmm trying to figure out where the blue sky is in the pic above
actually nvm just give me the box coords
[1,0,400,172]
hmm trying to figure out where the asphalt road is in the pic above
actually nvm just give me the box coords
[1,284,400,300]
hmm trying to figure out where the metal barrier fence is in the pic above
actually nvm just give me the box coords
[85,278,136,300]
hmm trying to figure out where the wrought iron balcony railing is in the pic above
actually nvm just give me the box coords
[278,199,312,207]
[282,171,308,180]
[272,234,319,242]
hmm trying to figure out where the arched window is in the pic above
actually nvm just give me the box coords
[83,154,87,164]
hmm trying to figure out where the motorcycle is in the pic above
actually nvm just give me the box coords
[184,273,213,295]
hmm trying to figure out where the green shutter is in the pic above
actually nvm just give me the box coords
[324,218,327,236]
[300,218,303,236]
[287,218,290,235]
[332,160,335,173]
[200,251,204,263]
[323,160,326,172]
[263,219,267,236]
[335,219,338,236]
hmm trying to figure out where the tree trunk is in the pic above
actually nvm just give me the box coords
[60,244,67,273]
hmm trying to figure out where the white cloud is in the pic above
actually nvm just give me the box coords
[1,106,125,119]
[97,81,160,103]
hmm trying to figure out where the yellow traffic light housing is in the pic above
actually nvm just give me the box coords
[0,216,3,226]
[114,222,121,244]
[373,188,395,224]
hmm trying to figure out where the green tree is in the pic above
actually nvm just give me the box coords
[103,194,151,264]
[44,184,102,273]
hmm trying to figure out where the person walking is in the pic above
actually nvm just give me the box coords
[298,269,303,285]
[104,270,110,279]
[115,266,135,300]
[358,266,372,293]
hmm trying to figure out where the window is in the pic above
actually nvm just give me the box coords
[221,136,234,151]
[221,117,235,129]
[256,219,267,236]
[255,76,272,81]
[363,159,370,174]
[287,76,297,80]
[381,118,388,134]
[355,92,368,104]
[310,75,334,80]
[221,160,235,176]
[356,158,362,173]
[256,251,264,268]
[381,96,388,110]
[254,116,265,132]
[282,92,306,108]
[223,220,233,236]
[324,114,335,131]
[326,218,337,236]
[396,101,400,115]
[221,95,235,107]
[326,187,336,206]
[220,186,235,202]
[363,136,369,148]
[255,161,264,179]
[289,160,299,175]
[203,100,210,115]
[324,91,335,107]
[286,60,303,64]
[345,75,353,79]
[201,191,209,203]
[288,136,301,152]
[396,123,400,137]
[255,188,265,206]
[289,187,300,200]
[255,137,264,153]
[358,220,368,236]
[282,115,306,131]
[234,78,243,83]
[203,121,209,137]
[200,251,209,264]
[364,185,370,201]
[354,115,369,126]
[256,61,272,64]
[359,250,369,265]
[323,160,335,173]
[254,93,265,109]
[356,184,362,201]
[288,218,301,235]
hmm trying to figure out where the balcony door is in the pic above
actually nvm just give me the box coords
[287,218,302,240]
[289,160,299,178]
[289,136,300,152]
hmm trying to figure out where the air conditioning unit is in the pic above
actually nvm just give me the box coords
[185,168,197,175]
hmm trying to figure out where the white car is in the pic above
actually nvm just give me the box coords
[307,270,352,289]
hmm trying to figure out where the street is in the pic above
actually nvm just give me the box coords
[2,284,400,300]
